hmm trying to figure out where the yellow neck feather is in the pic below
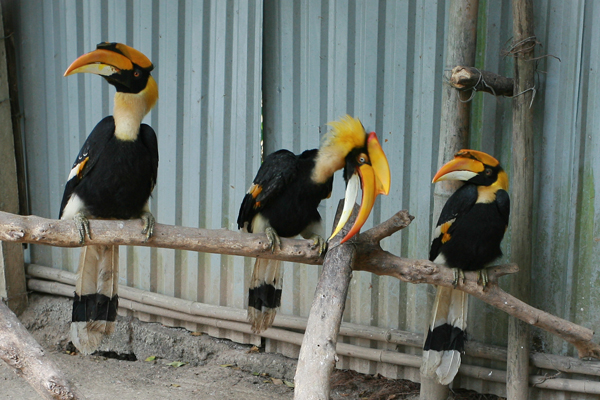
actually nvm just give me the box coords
[113,76,158,141]
[311,115,366,184]
[477,170,509,203]
[312,147,346,184]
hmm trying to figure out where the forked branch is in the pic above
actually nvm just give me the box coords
[0,210,598,359]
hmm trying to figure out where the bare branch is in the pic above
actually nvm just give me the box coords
[0,211,323,265]
[0,301,80,399]
[1,210,598,359]
[351,226,599,360]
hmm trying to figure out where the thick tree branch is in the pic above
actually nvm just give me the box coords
[0,301,80,399]
[449,65,514,97]
[1,210,598,359]
[0,211,323,265]
[295,203,357,399]
[353,222,598,359]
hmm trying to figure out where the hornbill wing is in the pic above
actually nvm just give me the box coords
[424,184,477,385]
[429,184,478,262]
[59,116,116,218]
[496,189,510,227]
[238,149,300,333]
[139,123,159,192]
[253,150,299,205]
[237,150,299,231]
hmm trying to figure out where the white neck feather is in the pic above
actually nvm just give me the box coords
[113,92,148,141]
[311,146,346,184]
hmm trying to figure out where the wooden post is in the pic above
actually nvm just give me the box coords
[0,3,26,314]
[293,203,357,400]
[507,0,535,398]
[423,0,479,398]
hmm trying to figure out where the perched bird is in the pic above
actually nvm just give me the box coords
[60,42,159,354]
[238,115,391,333]
[421,149,510,385]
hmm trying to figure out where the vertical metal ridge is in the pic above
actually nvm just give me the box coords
[13,1,600,394]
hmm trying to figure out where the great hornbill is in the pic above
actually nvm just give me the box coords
[421,149,510,384]
[237,115,391,333]
[59,42,158,354]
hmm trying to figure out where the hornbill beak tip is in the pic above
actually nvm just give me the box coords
[329,132,391,243]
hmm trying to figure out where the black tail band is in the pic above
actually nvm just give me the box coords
[248,284,282,311]
[423,323,466,352]
[72,293,119,322]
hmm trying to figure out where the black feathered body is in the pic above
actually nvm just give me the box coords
[429,183,510,271]
[422,179,510,385]
[237,149,333,237]
[238,148,333,333]
[59,116,158,220]
[61,115,158,355]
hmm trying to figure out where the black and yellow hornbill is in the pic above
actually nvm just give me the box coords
[421,149,510,384]
[238,115,390,333]
[59,42,158,354]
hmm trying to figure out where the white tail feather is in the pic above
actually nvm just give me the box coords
[421,285,468,384]
[421,284,453,379]
[71,244,119,353]
[250,258,282,290]
[447,288,467,329]
[70,322,102,355]
[437,350,462,385]
[77,246,99,296]
[421,350,442,378]
[96,245,119,324]
[430,286,453,329]
[248,258,282,333]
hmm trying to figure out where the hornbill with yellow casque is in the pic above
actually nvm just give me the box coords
[237,115,391,333]
[59,42,158,354]
[421,149,510,384]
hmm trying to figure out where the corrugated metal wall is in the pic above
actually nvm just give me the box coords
[10,0,600,398]
[261,0,446,381]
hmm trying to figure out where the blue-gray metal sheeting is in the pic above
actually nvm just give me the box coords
[10,0,600,397]
[262,0,445,382]
[15,0,263,345]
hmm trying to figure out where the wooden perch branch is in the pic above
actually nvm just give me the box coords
[0,210,598,359]
[0,211,323,265]
[449,66,514,97]
[0,301,80,399]
[353,217,599,360]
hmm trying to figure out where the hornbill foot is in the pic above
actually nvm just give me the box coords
[452,268,465,289]
[265,227,281,253]
[309,234,328,257]
[141,211,155,241]
[74,213,91,245]
[477,269,489,288]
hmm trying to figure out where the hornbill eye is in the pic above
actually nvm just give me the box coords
[485,167,492,176]
[356,153,369,165]
[133,70,141,78]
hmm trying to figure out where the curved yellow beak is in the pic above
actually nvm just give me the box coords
[64,49,134,77]
[329,132,391,243]
[432,156,484,183]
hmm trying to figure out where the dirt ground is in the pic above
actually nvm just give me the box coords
[0,295,502,400]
